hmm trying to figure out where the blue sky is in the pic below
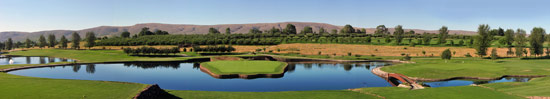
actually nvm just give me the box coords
[1,0,550,32]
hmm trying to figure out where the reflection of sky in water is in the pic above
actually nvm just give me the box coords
[7,61,530,91]
[0,57,74,65]
[421,77,531,87]
[9,62,392,92]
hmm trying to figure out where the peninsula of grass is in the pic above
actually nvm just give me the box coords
[381,57,550,79]
[485,77,550,97]
[200,60,287,75]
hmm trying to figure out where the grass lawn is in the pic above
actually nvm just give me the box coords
[6,49,201,63]
[357,86,523,99]
[0,62,72,70]
[166,90,379,99]
[200,60,287,75]
[381,57,550,79]
[485,77,550,97]
[0,73,147,99]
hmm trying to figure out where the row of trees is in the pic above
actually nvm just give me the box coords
[192,45,236,52]
[0,32,98,50]
[207,24,370,35]
[473,24,547,57]
[122,47,180,55]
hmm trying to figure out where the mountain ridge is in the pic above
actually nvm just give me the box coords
[0,22,477,42]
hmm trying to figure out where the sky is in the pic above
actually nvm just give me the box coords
[1,0,550,32]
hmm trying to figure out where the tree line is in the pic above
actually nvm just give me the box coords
[192,45,236,52]
[122,47,180,55]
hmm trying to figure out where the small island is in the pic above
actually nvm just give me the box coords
[200,60,288,79]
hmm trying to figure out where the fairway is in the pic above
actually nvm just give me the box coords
[201,60,287,75]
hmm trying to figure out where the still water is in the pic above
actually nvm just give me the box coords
[7,62,529,92]
[0,56,74,65]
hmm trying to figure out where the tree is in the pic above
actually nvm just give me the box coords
[438,26,449,44]
[5,38,13,50]
[490,48,498,60]
[153,29,169,35]
[121,31,131,38]
[375,25,389,36]
[504,29,515,55]
[248,28,262,34]
[225,28,231,34]
[85,32,96,49]
[25,38,32,49]
[268,27,281,34]
[60,35,68,49]
[441,49,452,60]
[393,25,404,44]
[301,26,313,34]
[208,28,220,34]
[340,24,355,34]
[138,27,153,36]
[39,35,47,48]
[515,29,527,57]
[529,27,546,57]
[47,34,56,48]
[283,24,296,34]
[319,27,327,34]
[330,29,338,34]
[474,24,491,57]
[72,32,81,49]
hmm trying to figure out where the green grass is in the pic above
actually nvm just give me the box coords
[166,90,379,99]
[0,73,147,99]
[381,57,550,79]
[201,60,287,75]
[485,77,550,97]
[265,53,403,60]
[357,86,523,99]
[7,49,201,63]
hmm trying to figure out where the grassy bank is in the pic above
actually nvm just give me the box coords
[201,60,287,75]
[167,90,379,99]
[0,73,147,99]
[357,86,522,99]
[6,49,201,63]
[381,57,550,79]
[485,77,550,97]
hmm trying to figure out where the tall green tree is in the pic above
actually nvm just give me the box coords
[248,28,262,34]
[121,31,131,38]
[441,49,452,60]
[515,29,527,57]
[393,25,404,44]
[72,32,81,49]
[474,24,491,57]
[85,32,96,49]
[438,26,449,44]
[48,34,56,48]
[330,29,338,34]
[319,27,327,34]
[529,27,546,57]
[340,24,355,34]
[283,24,297,34]
[5,38,13,50]
[38,35,47,48]
[301,26,313,34]
[208,28,220,34]
[504,29,515,55]
[138,27,153,36]
[225,28,231,34]
[375,25,388,36]
[268,27,280,34]
[25,38,32,48]
[60,35,68,49]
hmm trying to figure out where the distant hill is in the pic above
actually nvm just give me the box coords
[0,22,477,42]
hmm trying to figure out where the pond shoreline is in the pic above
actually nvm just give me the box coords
[373,66,549,82]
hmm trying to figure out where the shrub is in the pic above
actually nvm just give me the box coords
[402,54,411,61]
[441,49,452,60]
[465,53,472,57]
[347,52,352,56]
[490,48,498,60]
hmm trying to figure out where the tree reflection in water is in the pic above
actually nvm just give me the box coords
[193,63,200,69]
[86,64,95,74]
[72,64,81,72]
[123,62,181,69]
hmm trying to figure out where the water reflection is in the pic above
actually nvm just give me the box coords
[123,62,181,69]
[0,56,74,65]
[421,77,532,87]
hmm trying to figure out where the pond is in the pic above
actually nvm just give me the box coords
[0,56,74,65]
[7,61,531,92]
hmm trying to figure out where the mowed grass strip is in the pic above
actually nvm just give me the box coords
[7,49,198,63]
[201,61,287,75]
[166,90,379,99]
[357,86,523,99]
[381,57,550,79]
[484,77,550,97]
[0,73,147,99]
